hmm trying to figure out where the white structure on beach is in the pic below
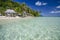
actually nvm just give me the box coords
[5,9,17,17]
[22,11,27,17]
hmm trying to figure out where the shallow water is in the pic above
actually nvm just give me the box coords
[0,17,60,40]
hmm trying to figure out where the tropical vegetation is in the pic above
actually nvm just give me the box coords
[0,0,40,16]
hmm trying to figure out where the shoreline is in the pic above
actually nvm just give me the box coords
[0,16,34,19]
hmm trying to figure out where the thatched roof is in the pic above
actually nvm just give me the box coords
[5,9,16,14]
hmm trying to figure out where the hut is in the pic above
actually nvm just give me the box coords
[5,9,17,17]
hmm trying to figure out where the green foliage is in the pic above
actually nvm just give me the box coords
[0,0,40,16]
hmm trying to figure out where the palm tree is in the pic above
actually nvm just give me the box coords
[20,3,27,11]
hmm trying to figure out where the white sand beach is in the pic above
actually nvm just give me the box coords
[0,16,34,19]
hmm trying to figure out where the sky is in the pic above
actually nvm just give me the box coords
[13,0,60,17]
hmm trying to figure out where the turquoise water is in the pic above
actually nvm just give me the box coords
[0,17,60,40]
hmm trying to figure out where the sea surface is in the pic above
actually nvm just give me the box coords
[0,17,60,40]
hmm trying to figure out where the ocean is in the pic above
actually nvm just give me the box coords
[0,17,60,40]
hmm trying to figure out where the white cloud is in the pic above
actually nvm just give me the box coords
[35,1,47,6]
[50,5,60,14]
[42,3,47,5]
[56,5,60,8]
[50,10,60,13]
[35,1,42,6]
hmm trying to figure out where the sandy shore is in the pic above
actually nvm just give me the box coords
[0,16,34,19]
